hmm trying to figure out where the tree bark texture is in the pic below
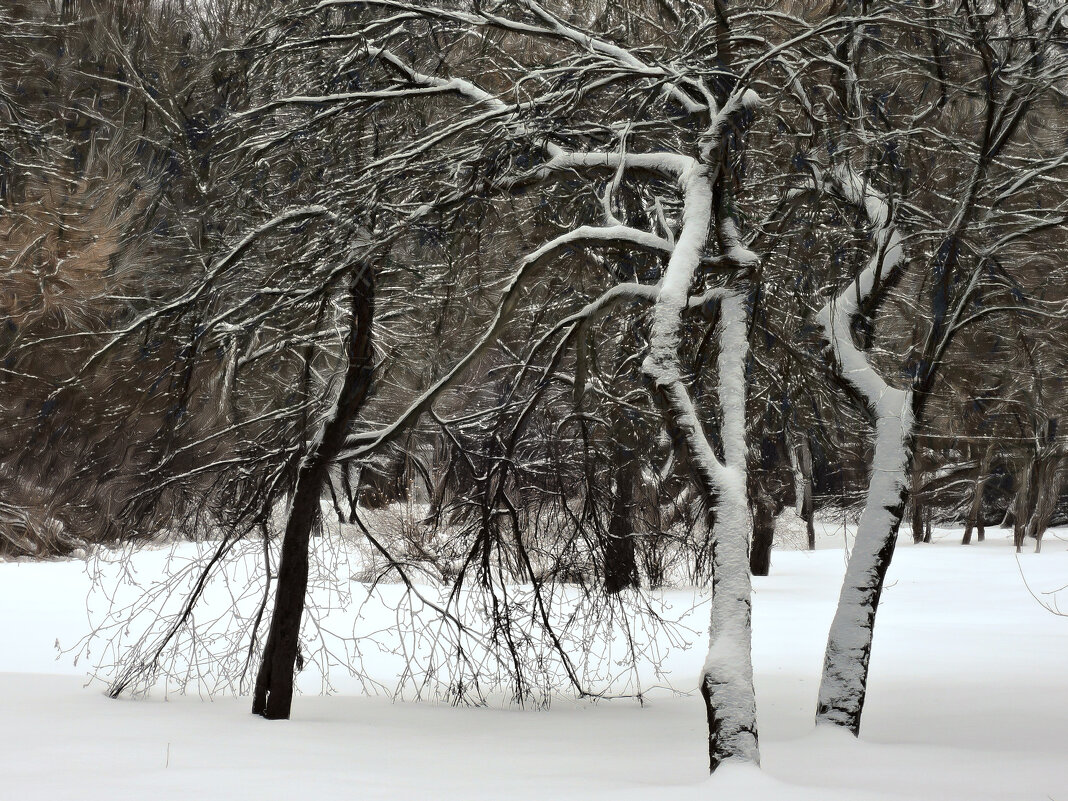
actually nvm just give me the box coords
[1013,460,1033,553]
[910,463,924,544]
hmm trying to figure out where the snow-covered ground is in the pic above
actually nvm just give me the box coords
[1,522,1066,800]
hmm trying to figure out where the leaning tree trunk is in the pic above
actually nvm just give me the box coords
[816,393,914,732]
[253,266,375,720]
[814,165,914,734]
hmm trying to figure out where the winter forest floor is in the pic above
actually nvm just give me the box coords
[1,521,1066,801]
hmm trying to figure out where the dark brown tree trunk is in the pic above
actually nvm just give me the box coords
[604,469,639,594]
[1028,455,1062,555]
[1013,460,1034,554]
[603,414,639,594]
[253,266,375,720]
[749,485,774,576]
[962,444,991,545]
[803,487,815,552]
[910,466,925,544]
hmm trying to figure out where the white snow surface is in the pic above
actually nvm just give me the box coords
[1,523,1067,800]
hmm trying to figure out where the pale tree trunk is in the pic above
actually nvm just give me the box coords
[647,292,758,770]
[790,434,816,549]
[701,485,758,768]
[694,295,759,770]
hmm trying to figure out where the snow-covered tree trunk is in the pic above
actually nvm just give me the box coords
[648,296,758,768]
[643,210,758,765]
[814,167,914,734]
[698,294,759,769]
[816,392,913,732]
[296,1,767,768]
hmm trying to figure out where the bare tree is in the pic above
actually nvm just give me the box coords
[808,0,1068,733]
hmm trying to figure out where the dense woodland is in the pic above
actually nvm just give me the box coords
[2,0,1066,774]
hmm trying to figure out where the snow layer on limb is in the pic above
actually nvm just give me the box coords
[637,154,758,767]
[814,166,915,733]
[700,296,759,769]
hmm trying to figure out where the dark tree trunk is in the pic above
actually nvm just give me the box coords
[604,469,639,594]
[603,414,639,594]
[802,485,815,552]
[1027,455,1062,554]
[795,437,816,550]
[749,485,775,576]
[253,266,375,720]
[326,469,346,525]
[1013,460,1034,553]
[343,461,359,524]
[910,466,925,544]
[962,444,991,545]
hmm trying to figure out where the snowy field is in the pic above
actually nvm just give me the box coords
[1,522,1066,801]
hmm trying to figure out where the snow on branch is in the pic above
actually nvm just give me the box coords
[815,166,905,408]
[337,223,675,462]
